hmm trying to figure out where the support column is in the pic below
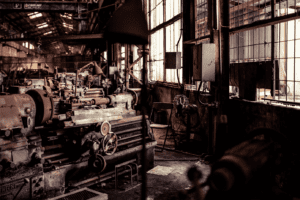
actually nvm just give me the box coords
[163,0,166,82]
[182,0,195,84]
[216,0,230,153]
[271,0,276,98]
[125,44,129,89]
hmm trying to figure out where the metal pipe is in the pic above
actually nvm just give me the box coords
[118,138,143,147]
[271,0,275,99]
[50,157,69,164]
[141,43,147,200]
[114,127,143,135]
[71,165,142,189]
[155,145,201,157]
[118,134,143,141]
[85,91,103,94]
[42,152,65,159]
[70,97,110,107]
[44,144,63,151]
[176,0,183,87]
[75,70,78,97]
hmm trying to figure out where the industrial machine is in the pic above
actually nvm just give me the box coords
[0,62,156,200]
[184,128,300,200]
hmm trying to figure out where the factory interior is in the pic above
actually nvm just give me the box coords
[1,0,300,199]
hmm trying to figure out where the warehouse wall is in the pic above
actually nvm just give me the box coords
[154,86,300,154]
[0,42,27,58]
[227,99,300,152]
[0,55,55,74]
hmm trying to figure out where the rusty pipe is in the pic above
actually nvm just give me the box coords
[50,157,69,164]
[42,152,65,159]
[92,97,110,105]
[71,165,142,188]
[70,97,110,107]
[75,70,78,97]
[44,144,63,151]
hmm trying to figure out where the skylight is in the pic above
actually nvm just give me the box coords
[36,22,48,29]
[60,13,72,20]
[44,31,52,35]
[29,43,34,50]
[22,42,34,50]
[28,12,42,19]
[63,22,73,29]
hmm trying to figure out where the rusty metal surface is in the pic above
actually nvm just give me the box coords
[26,89,52,125]
[0,94,36,130]
[0,165,43,185]
[0,136,27,151]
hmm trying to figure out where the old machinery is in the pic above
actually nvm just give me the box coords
[0,62,156,200]
[185,129,297,200]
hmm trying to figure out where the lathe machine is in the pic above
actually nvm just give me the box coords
[0,62,156,199]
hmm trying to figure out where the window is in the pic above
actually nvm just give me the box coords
[166,0,181,21]
[150,29,164,81]
[229,0,300,103]
[165,20,182,83]
[195,0,209,38]
[150,0,164,29]
[28,12,42,19]
[149,0,183,83]
[60,13,72,20]
[63,22,73,29]
[29,43,34,50]
[36,22,48,29]
[44,31,52,35]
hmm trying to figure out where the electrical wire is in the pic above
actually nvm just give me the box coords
[197,81,209,106]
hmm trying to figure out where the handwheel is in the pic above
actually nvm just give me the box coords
[102,133,118,155]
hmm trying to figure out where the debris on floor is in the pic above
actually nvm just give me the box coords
[147,165,174,176]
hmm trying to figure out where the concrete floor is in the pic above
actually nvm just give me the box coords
[88,129,211,200]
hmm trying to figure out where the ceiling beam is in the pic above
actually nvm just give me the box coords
[49,13,68,54]
[0,1,87,12]
[230,0,261,12]
[230,10,300,35]
[0,33,104,42]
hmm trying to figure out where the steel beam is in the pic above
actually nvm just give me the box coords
[182,0,194,84]
[149,13,183,35]
[163,0,166,82]
[0,1,87,12]
[230,10,300,35]
[0,33,104,42]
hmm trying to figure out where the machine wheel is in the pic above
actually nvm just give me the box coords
[88,154,107,172]
[26,89,52,125]
[100,121,111,137]
[102,133,118,155]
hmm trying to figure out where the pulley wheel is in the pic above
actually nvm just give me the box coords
[88,154,106,172]
[100,121,111,137]
[127,89,138,106]
[26,89,52,125]
[102,133,118,155]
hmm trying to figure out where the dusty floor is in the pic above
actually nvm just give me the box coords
[88,128,211,200]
